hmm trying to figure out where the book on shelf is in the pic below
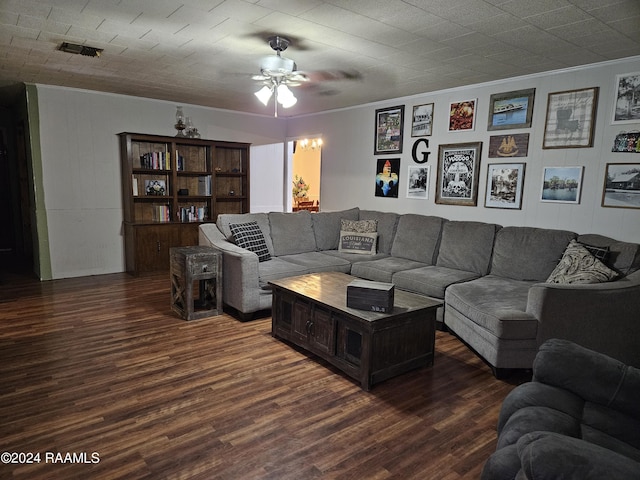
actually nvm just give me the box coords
[152,204,171,222]
[132,175,139,196]
[198,175,212,196]
[176,153,185,171]
[140,151,171,170]
[178,205,207,222]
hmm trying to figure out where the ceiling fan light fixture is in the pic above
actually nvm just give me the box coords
[276,84,297,108]
[254,85,273,106]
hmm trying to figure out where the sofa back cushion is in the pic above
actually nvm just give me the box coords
[437,221,501,275]
[269,211,317,256]
[359,210,399,254]
[311,207,359,251]
[390,214,445,264]
[577,234,640,276]
[491,226,576,281]
[217,213,274,256]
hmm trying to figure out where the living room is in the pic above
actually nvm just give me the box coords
[1,1,640,478]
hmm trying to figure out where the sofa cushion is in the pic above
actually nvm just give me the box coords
[390,214,444,264]
[490,227,576,281]
[269,211,317,256]
[311,207,359,251]
[359,210,399,254]
[217,212,274,256]
[445,275,537,339]
[546,240,618,284]
[577,234,640,276]
[278,252,352,273]
[436,221,500,275]
[392,265,480,299]
[258,257,309,288]
[229,221,271,262]
[350,257,428,283]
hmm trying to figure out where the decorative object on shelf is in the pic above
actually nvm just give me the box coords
[540,166,584,204]
[543,87,599,149]
[612,72,640,124]
[411,103,434,137]
[175,106,186,137]
[375,105,404,154]
[448,99,476,132]
[601,163,640,209]
[435,142,482,206]
[487,88,535,131]
[485,163,526,209]
[375,158,400,198]
[292,174,310,201]
[612,131,640,152]
[145,180,166,196]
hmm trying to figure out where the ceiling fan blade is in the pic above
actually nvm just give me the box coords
[296,69,362,83]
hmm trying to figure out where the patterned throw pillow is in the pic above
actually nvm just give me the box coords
[229,221,271,262]
[546,240,618,284]
[339,219,378,254]
[579,242,610,264]
[341,219,378,233]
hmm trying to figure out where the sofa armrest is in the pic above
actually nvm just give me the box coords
[526,272,640,368]
[199,224,262,312]
[516,431,640,480]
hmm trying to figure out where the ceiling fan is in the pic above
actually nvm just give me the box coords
[252,35,361,116]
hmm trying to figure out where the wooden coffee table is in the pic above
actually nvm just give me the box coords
[270,272,442,390]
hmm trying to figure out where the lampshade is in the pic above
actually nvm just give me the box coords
[276,84,297,108]
[254,85,273,106]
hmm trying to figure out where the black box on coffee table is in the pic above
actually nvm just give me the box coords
[347,279,395,313]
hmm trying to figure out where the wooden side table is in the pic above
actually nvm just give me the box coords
[170,246,223,320]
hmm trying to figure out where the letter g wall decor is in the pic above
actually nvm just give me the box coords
[412,138,431,164]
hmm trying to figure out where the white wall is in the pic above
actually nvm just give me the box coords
[250,143,285,212]
[36,86,286,278]
[287,57,640,243]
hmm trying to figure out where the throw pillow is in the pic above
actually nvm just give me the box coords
[341,219,378,233]
[229,221,271,262]
[546,240,618,284]
[579,242,610,264]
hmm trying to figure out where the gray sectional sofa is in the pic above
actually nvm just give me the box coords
[198,207,640,374]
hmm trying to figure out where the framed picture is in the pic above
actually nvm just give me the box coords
[411,103,434,136]
[487,88,535,131]
[448,99,476,132]
[542,87,599,149]
[435,142,482,206]
[601,163,640,209]
[485,163,525,209]
[612,72,640,124]
[488,133,530,158]
[540,166,584,204]
[407,165,430,199]
[375,158,400,198]
[375,105,404,154]
[145,179,167,196]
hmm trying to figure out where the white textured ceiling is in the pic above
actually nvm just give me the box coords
[1,0,639,116]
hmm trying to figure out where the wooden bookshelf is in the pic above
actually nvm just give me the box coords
[119,132,250,274]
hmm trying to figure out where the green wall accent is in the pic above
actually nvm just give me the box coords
[25,84,52,280]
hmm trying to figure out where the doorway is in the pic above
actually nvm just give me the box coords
[289,137,322,212]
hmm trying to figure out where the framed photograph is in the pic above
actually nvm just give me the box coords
[411,103,434,136]
[448,99,476,132]
[542,87,599,149]
[601,163,640,209]
[612,72,640,124]
[487,88,535,131]
[485,163,525,209]
[435,142,482,206]
[375,158,400,198]
[375,105,404,154]
[540,166,584,204]
[488,133,530,158]
[407,165,430,199]
[145,179,167,196]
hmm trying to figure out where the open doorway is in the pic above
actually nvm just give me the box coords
[289,136,322,212]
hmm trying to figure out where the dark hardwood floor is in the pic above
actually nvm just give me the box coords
[0,270,530,479]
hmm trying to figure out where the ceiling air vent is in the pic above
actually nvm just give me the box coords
[58,42,103,57]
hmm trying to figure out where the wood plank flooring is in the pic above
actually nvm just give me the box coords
[0,271,530,479]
